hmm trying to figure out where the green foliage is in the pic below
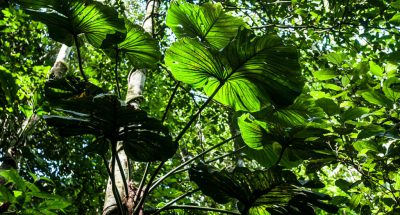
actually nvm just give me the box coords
[0,169,70,214]
[3,0,400,214]
[18,0,126,47]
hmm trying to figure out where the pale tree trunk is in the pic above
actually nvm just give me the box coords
[102,1,160,214]
[0,44,71,213]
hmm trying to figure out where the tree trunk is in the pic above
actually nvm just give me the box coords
[102,1,160,214]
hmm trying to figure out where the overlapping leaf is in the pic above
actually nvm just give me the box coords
[18,0,125,47]
[189,163,338,215]
[165,28,303,112]
[43,78,176,162]
[102,20,161,68]
[166,1,245,49]
[238,112,335,167]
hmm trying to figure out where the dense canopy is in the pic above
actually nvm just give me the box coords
[1,0,400,214]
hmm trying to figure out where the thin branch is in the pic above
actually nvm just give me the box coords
[115,150,129,198]
[114,50,121,99]
[133,161,164,214]
[149,134,240,192]
[173,145,247,176]
[152,189,200,215]
[206,145,247,164]
[134,162,150,206]
[73,35,88,82]
[161,205,240,215]
[174,83,224,144]
[102,154,125,214]
[275,145,287,166]
[162,82,180,123]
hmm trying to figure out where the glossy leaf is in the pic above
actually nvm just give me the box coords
[165,28,303,112]
[166,1,245,49]
[18,0,125,47]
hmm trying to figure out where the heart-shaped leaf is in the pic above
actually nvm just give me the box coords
[165,28,303,112]
[166,1,245,49]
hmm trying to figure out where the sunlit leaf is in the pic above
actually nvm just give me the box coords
[165,28,303,112]
[166,1,245,49]
[18,0,126,47]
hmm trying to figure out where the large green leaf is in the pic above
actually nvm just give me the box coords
[43,79,176,162]
[103,20,161,68]
[238,113,334,166]
[166,1,245,49]
[18,0,125,47]
[165,28,303,112]
[383,77,400,102]
[189,164,338,215]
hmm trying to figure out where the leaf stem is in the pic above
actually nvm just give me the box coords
[151,189,200,215]
[133,162,164,214]
[174,83,224,144]
[159,205,240,215]
[114,49,121,99]
[162,82,180,123]
[102,154,125,215]
[115,148,129,198]
[275,144,287,166]
[173,145,247,176]
[73,35,88,82]
[149,134,239,193]
[133,162,150,206]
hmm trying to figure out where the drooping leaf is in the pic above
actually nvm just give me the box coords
[389,13,400,25]
[238,113,334,166]
[313,69,338,81]
[383,77,400,102]
[166,1,245,49]
[315,98,340,116]
[0,169,26,191]
[341,107,369,122]
[353,140,379,154]
[369,61,383,77]
[103,20,161,69]
[189,163,338,215]
[324,52,345,65]
[237,114,270,150]
[165,28,303,112]
[18,0,126,47]
[360,90,392,106]
[357,124,385,139]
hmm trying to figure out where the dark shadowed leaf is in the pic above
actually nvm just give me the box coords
[189,163,338,215]
[44,80,176,162]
